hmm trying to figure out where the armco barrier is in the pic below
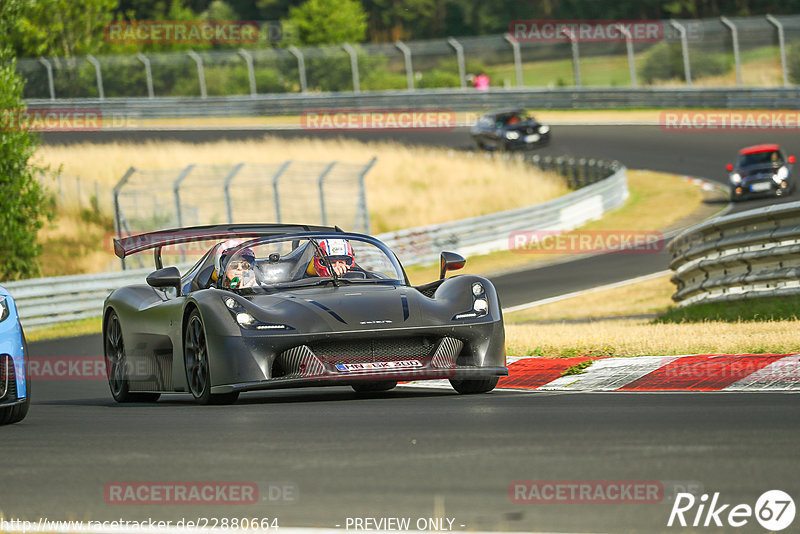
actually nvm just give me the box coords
[380,162,626,266]
[5,158,626,328]
[3,265,188,328]
[24,88,800,120]
[668,200,800,306]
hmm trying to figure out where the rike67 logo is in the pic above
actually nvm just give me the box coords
[668,490,795,530]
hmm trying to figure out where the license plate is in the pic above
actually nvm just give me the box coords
[335,360,423,373]
[750,182,772,192]
[524,134,541,143]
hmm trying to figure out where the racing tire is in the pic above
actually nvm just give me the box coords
[104,311,160,403]
[351,381,397,393]
[184,309,239,405]
[449,376,499,394]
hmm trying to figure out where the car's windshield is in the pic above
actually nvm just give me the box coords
[738,150,783,168]
[218,234,405,292]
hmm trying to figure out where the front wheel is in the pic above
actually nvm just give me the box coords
[104,311,160,403]
[184,310,239,405]
[449,376,499,394]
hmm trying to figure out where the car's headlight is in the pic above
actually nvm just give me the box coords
[505,131,520,140]
[0,297,8,323]
[538,125,550,134]
[453,283,490,320]
[776,166,789,182]
[730,173,742,185]
[236,312,255,327]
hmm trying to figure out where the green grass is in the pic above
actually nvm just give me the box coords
[486,45,782,88]
[487,54,634,87]
[656,295,800,324]
[26,317,102,342]
[561,360,594,376]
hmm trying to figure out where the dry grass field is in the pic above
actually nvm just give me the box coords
[33,137,568,234]
[505,319,800,358]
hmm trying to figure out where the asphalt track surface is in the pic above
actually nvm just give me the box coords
[8,127,798,532]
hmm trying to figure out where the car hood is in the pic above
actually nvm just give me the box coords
[241,284,472,333]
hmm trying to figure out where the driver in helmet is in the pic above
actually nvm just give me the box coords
[306,239,355,277]
[214,240,258,289]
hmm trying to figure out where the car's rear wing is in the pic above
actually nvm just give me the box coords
[114,224,342,268]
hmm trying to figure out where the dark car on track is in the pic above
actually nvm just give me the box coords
[103,224,507,405]
[470,108,551,151]
[0,285,30,425]
[727,144,796,201]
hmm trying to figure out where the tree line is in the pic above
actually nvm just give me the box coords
[7,0,800,59]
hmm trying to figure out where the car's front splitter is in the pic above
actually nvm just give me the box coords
[212,366,509,394]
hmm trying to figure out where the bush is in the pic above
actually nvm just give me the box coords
[640,42,731,84]
[416,69,461,89]
[0,1,50,280]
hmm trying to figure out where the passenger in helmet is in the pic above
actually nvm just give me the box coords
[306,239,355,277]
[214,240,258,289]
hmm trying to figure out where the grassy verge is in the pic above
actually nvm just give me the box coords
[486,45,782,88]
[26,317,102,341]
[657,295,800,323]
[506,319,800,358]
[504,275,800,358]
[504,274,674,323]
[406,169,705,285]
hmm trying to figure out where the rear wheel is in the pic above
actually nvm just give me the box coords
[184,310,239,405]
[351,381,397,393]
[104,311,160,403]
[449,376,499,394]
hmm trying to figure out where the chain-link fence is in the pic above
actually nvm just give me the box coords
[113,159,375,246]
[17,14,800,100]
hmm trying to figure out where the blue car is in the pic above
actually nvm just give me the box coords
[0,286,30,424]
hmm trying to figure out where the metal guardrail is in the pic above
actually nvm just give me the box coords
[24,87,800,119]
[2,265,190,327]
[4,156,626,328]
[668,200,800,306]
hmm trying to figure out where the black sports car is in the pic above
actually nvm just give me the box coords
[726,143,796,201]
[470,108,551,151]
[104,224,507,404]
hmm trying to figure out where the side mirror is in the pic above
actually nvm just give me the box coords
[146,266,181,292]
[725,163,733,172]
[439,251,466,280]
[789,155,796,164]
